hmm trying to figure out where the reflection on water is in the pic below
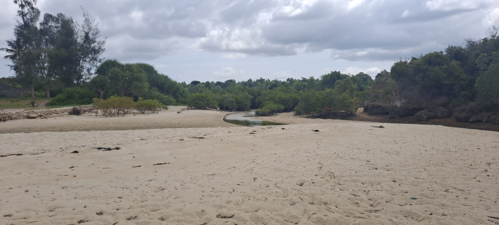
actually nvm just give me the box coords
[224,111,285,127]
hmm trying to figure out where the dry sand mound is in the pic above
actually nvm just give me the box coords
[0,106,235,134]
[0,109,498,224]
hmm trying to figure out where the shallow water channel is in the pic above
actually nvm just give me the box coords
[223,111,285,127]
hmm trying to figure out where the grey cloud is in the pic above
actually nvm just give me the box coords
[1,0,497,66]
[219,0,275,25]
[200,39,297,57]
[329,41,448,62]
[258,0,495,60]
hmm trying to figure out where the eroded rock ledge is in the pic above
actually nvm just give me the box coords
[0,106,93,122]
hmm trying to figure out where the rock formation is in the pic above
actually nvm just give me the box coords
[0,106,94,122]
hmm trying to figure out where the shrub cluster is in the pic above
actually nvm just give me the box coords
[46,87,97,106]
[142,89,177,106]
[93,96,165,117]
[187,93,218,109]
[255,101,285,116]
[135,98,164,114]
[295,87,361,118]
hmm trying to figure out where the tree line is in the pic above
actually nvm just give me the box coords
[1,0,105,105]
[390,28,499,106]
[183,72,372,117]
[2,1,497,118]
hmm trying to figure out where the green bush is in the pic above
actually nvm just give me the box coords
[295,89,360,117]
[255,101,285,116]
[294,91,323,115]
[235,92,252,111]
[21,91,46,99]
[93,96,136,117]
[93,96,165,117]
[188,93,217,109]
[217,93,236,111]
[255,90,300,112]
[475,55,499,104]
[142,89,176,105]
[135,98,164,114]
[46,87,97,106]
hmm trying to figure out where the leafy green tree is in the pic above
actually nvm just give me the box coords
[46,86,97,106]
[0,77,22,89]
[294,91,323,115]
[135,63,186,103]
[235,92,252,111]
[334,78,357,98]
[108,64,149,97]
[43,10,105,87]
[2,0,42,105]
[44,13,78,87]
[219,93,236,111]
[320,71,348,89]
[142,88,176,105]
[92,59,122,98]
[351,72,373,92]
[475,52,499,104]
[370,70,396,102]
[77,9,105,84]
[188,83,209,94]
[188,93,217,109]
[255,101,285,116]
[90,74,110,99]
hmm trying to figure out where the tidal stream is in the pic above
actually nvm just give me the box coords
[223,111,285,127]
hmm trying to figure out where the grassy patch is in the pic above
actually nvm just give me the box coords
[0,98,50,110]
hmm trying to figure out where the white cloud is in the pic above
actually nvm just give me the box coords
[344,67,381,76]
[213,67,244,78]
[1,0,498,80]
[330,41,445,61]
[348,0,365,10]
[402,10,410,18]
[424,0,484,11]
[223,53,247,59]
[483,8,499,27]
[155,64,169,69]
[279,0,319,17]
[130,9,143,21]
[273,70,292,80]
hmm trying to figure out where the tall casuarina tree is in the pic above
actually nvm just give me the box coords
[1,0,41,105]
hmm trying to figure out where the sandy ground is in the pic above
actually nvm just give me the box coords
[0,109,498,225]
[0,106,236,134]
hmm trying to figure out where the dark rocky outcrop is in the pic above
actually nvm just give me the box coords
[26,114,38,119]
[387,84,435,118]
[415,110,434,121]
[489,115,499,125]
[469,112,490,123]
[431,107,451,119]
[390,106,426,118]
[364,102,390,115]
[0,106,94,122]
[364,81,498,124]
[429,96,449,108]
[68,107,82,115]
[453,102,483,122]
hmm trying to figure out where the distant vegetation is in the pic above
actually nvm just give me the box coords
[182,72,371,117]
[93,96,165,117]
[2,1,498,120]
[389,28,499,106]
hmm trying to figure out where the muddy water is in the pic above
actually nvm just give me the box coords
[223,111,285,127]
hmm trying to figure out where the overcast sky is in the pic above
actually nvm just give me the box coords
[1,0,498,83]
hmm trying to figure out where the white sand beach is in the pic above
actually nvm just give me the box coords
[0,108,498,224]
